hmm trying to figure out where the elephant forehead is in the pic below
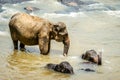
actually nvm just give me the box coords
[60,62,71,68]
[86,50,97,55]
[59,25,66,29]
[59,30,67,36]
[57,22,66,28]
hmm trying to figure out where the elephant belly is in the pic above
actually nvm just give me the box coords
[18,35,39,45]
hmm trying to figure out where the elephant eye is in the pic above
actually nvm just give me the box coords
[55,28,58,32]
[64,69,70,73]
[59,29,64,32]
[88,57,94,62]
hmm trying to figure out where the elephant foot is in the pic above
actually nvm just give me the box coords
[20,48,26,51]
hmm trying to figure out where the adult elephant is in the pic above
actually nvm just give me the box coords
[9,13,70,56]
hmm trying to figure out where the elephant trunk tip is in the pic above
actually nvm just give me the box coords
[98,53,102,65]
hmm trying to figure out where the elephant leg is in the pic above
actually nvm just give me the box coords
[13,40,18,50]
[10,28,18,51]
[39,36,50,55]
[20,42,26,51]
[47,39,51,54]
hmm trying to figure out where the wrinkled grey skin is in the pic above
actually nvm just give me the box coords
[9,13,70,56]
[46,61,74,74]
[82,50,102,65]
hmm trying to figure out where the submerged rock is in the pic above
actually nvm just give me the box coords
[80,68,95,72]
[24,6,40,13]
[57,0,97,12]
[57,0,97,7]
[57,0,112,12]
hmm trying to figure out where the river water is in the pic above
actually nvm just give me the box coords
[0,0,120,80]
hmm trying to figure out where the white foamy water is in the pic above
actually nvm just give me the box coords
[42,12,87,18]
[0,31,9,36]
[104,10,120,17]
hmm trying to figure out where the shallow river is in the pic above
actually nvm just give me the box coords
[0,0,120,80]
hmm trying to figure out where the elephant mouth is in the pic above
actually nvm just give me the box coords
[55,36,63,42]
[55,39,62,42]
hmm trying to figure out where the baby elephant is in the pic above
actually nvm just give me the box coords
[82,50,102,65]
[46,61,74,74]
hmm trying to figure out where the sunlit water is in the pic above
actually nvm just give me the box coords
[0,0,120,80]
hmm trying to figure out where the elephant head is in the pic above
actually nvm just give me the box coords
[82,50,102,65]
[46,61,74,74]
[52,22,68,42]
[51,22,70,56]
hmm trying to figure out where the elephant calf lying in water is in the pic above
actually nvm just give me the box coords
[82,50,102,65]
[46,61,74,74]
[9,13,70,56]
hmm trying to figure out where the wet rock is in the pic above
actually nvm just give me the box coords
[24,6,40,13]
[45,61,74,74]
[57,0,97,7]
[67,2,78,7]
[57,0,103,12]
[57,0,84,6]
[57,0,81,11]
[80,68,95,72]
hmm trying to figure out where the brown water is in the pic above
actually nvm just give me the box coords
[0,12,120,80]
[0,0,120,80]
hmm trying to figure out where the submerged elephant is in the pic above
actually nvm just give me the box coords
[46,61,74,74]
[82,50,102,65]
[9,13,70,56]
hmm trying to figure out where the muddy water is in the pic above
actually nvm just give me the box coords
[0,0,120,80]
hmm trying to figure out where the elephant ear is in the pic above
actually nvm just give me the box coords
[46,63,56,69]
[54,64,61,72]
